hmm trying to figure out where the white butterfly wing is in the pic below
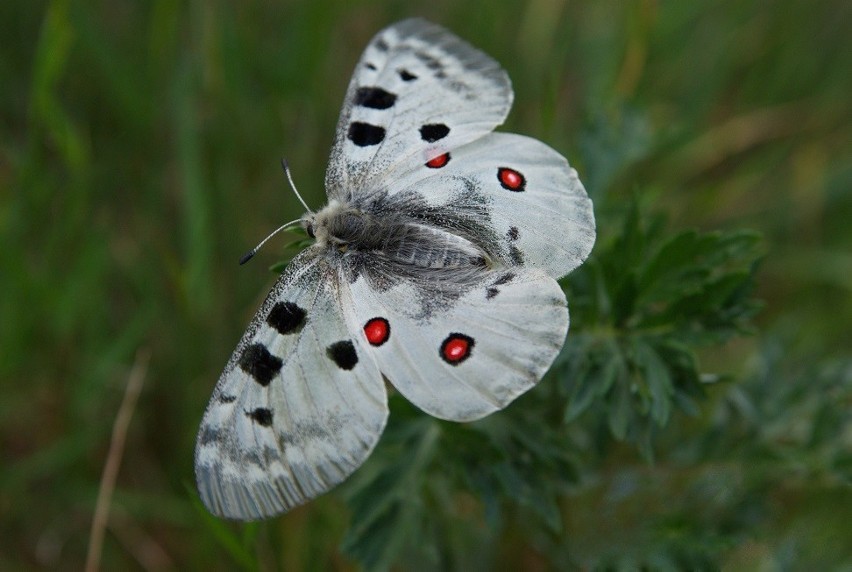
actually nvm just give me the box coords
[385,132,596,280]
[325,18,512,202]
[195,252,388,520]
[345,268,568,422]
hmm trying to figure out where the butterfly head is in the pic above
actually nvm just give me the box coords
[302,200,383,253]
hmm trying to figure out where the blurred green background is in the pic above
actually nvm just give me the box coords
[2,0,850,569]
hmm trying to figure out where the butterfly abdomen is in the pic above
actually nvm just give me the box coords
[382,223,487,270]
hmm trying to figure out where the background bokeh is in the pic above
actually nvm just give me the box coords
[2,0,850,569]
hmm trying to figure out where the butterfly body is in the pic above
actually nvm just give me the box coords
[306,198,487,270]
[196,18,595,520]
[306,191,496,289]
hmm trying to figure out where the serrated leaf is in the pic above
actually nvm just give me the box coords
[704,230,762,269]
[596,342,627,396]
[563,358,599,422]
[638,229,715,294]
[633,338,674,425]
[341,501,406,571]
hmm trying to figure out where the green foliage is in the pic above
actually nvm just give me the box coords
[340,396,582,570]
[558,200,763,457]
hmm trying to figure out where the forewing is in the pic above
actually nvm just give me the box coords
[195,251,388,520]
[345,268,568,422]
[325,18,512,202]
[387,132,596,279]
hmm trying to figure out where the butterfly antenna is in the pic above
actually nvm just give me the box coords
[281,159,313,213]
[238,218,302,265]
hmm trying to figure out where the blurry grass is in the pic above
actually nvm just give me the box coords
[0,0,850,569]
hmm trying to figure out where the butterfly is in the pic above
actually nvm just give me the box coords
[195,18,595,520]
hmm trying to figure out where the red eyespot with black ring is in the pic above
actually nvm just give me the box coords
[363,317,390,346]
[440,333,474,365]
[425,152,450,169]
[497,167,526,191]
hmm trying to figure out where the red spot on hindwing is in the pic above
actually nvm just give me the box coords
[363,317,390,346]
[497,167,526,191]
[440,333,475,365]
[425,152,451,169]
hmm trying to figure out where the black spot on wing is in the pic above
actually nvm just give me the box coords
[507,226,520,241]
[447,80,472,96]
[415,51,443,71]
[493,272,516,286]
[354,86,397,109]
[509,245,525,265]
[247,407,273,427]
[267,301,306,334]
[238,343,282,386]
[348,122,386,146]
[420,123,450,142]
[365,62,377,70]
[486,287,500,299]
[217,394,237,404]
[327,340,358,370]
[375,38,389,51]
[398,68,417,81]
